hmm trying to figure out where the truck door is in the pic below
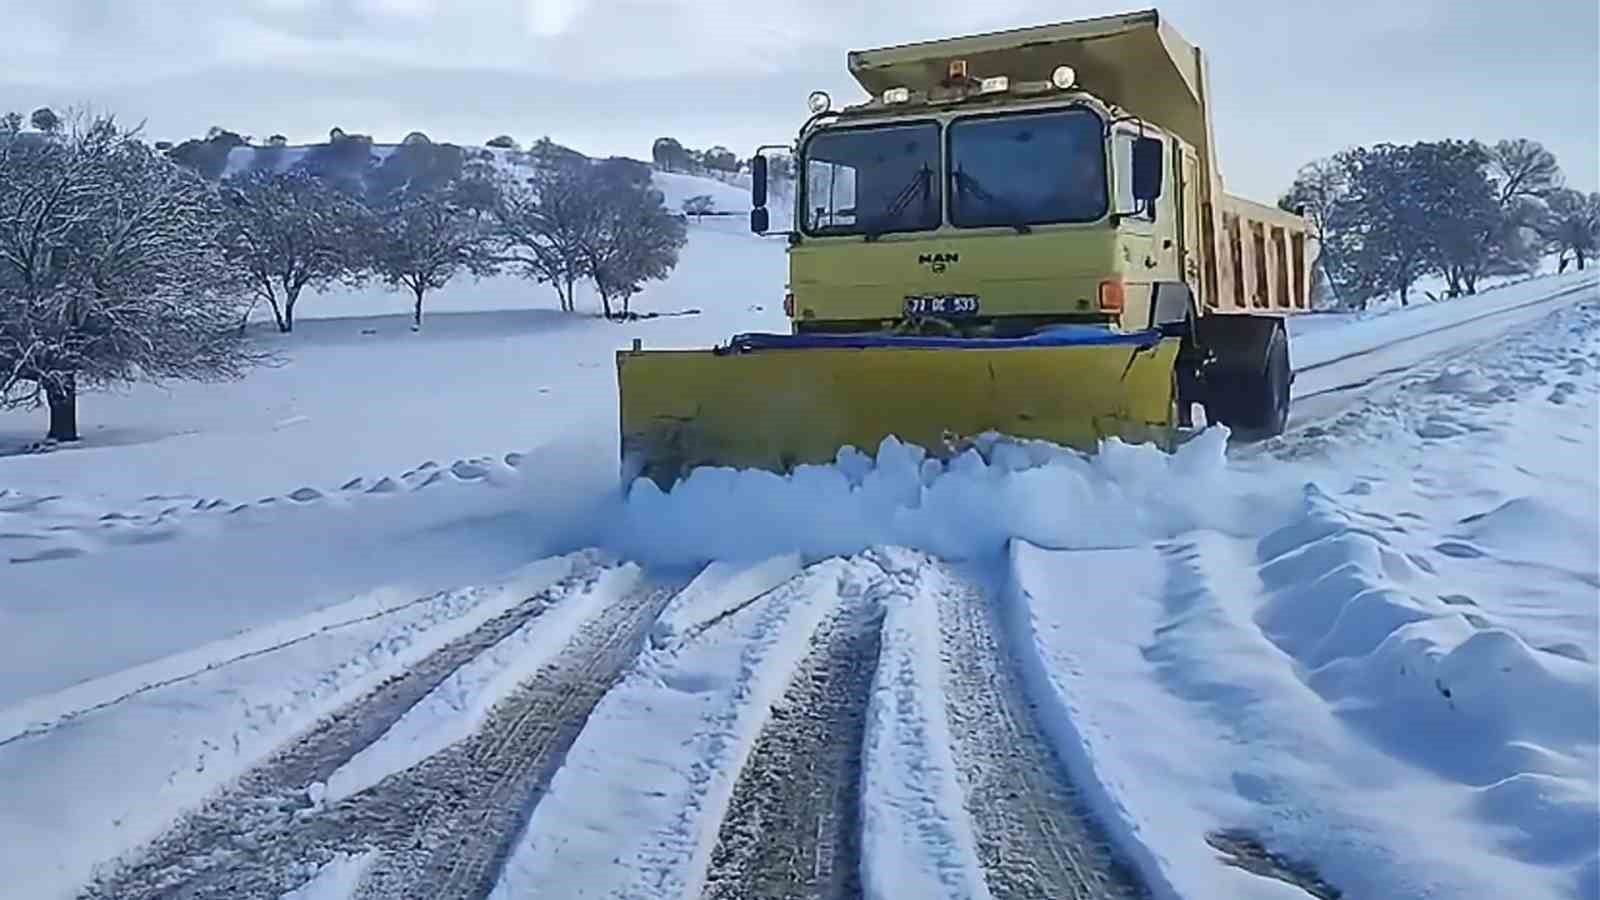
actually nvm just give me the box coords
[1179,147,1204,306]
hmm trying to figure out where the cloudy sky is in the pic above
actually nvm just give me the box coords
[3,0,1595,201]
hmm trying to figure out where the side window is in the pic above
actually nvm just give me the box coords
[805,159,858,231]
[1113,132,1157,223]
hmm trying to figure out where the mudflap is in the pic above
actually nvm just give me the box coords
[616,336,1184,489]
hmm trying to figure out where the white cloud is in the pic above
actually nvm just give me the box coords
[359,0,437,17]
[523,0,584,37]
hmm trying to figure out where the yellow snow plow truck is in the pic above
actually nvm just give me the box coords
[618,9,1315,487]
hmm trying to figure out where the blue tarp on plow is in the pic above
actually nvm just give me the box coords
[716,325,1165,353]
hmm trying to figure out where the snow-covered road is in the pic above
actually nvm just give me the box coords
[1289,273,1599,425]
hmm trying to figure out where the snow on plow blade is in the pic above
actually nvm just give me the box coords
[617,327,1183,488]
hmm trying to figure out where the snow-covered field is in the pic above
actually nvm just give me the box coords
[2,166,1597,900]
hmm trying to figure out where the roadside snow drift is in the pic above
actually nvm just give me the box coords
[999,297,1600,900]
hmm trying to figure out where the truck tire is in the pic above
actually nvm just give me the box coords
[1204,323,1290,439]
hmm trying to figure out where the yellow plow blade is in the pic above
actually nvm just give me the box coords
[617,336,1182,487]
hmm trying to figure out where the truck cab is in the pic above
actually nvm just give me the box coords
[774,81,1199,339]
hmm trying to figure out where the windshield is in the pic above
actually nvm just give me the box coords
[801,122,941,237]
[947,108,1108,228]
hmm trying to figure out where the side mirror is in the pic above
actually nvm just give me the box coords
[751,154,768,209]
[1132,137,1164,202]
[750,206,770,234]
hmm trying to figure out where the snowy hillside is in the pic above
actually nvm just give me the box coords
[1,146,1596,899]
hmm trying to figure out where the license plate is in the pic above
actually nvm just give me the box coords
[904,294,980,316]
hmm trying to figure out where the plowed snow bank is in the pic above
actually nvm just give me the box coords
[615,427,1299,566]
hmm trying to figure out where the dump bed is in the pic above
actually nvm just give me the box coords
[848,10,1212,175]
[1211,194,1316,313]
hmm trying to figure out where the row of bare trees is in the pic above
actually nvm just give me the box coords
[1282,137,1597,308]
[0,109,689,443]
[199,130,687,330]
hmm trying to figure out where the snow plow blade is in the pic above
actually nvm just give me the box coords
[617,327,1183,488]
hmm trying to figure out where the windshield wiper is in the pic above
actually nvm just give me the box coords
[862,165,933,241]
[952,170,1033,234]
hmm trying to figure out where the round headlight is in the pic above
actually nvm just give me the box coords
[807,90,832,114]
[1051,65,1077,89]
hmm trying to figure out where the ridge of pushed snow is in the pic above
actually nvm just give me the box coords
[858,548,993,900]
[615,425,1298,568]
[648,553,802,647]
[1002,540,1191,900]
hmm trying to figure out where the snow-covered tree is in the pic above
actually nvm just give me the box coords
[0,112,266,442]
[219,167,369,332]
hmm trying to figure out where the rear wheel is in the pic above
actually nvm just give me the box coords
[1203,323,1290,440]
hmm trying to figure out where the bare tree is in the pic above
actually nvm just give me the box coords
[652,137,688,173]
[581,170,688,319]
[1281,156,1357,307]
[1413,139,1526,297]
[29,107,60,134]
[368,185,499,329]
[219,168,368,332]
[1541,189,1600,271]
[682,194,715,221]
[490,163,595,313]
[0,111,268,442]
[1487,138,1563,209]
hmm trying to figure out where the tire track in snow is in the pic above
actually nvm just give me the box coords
[76,552,658,900]
[485,556,871,900]
[1,581,514,751]
[933,555,1150,900]
[353,569,685,899]
[700,598,883,900]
